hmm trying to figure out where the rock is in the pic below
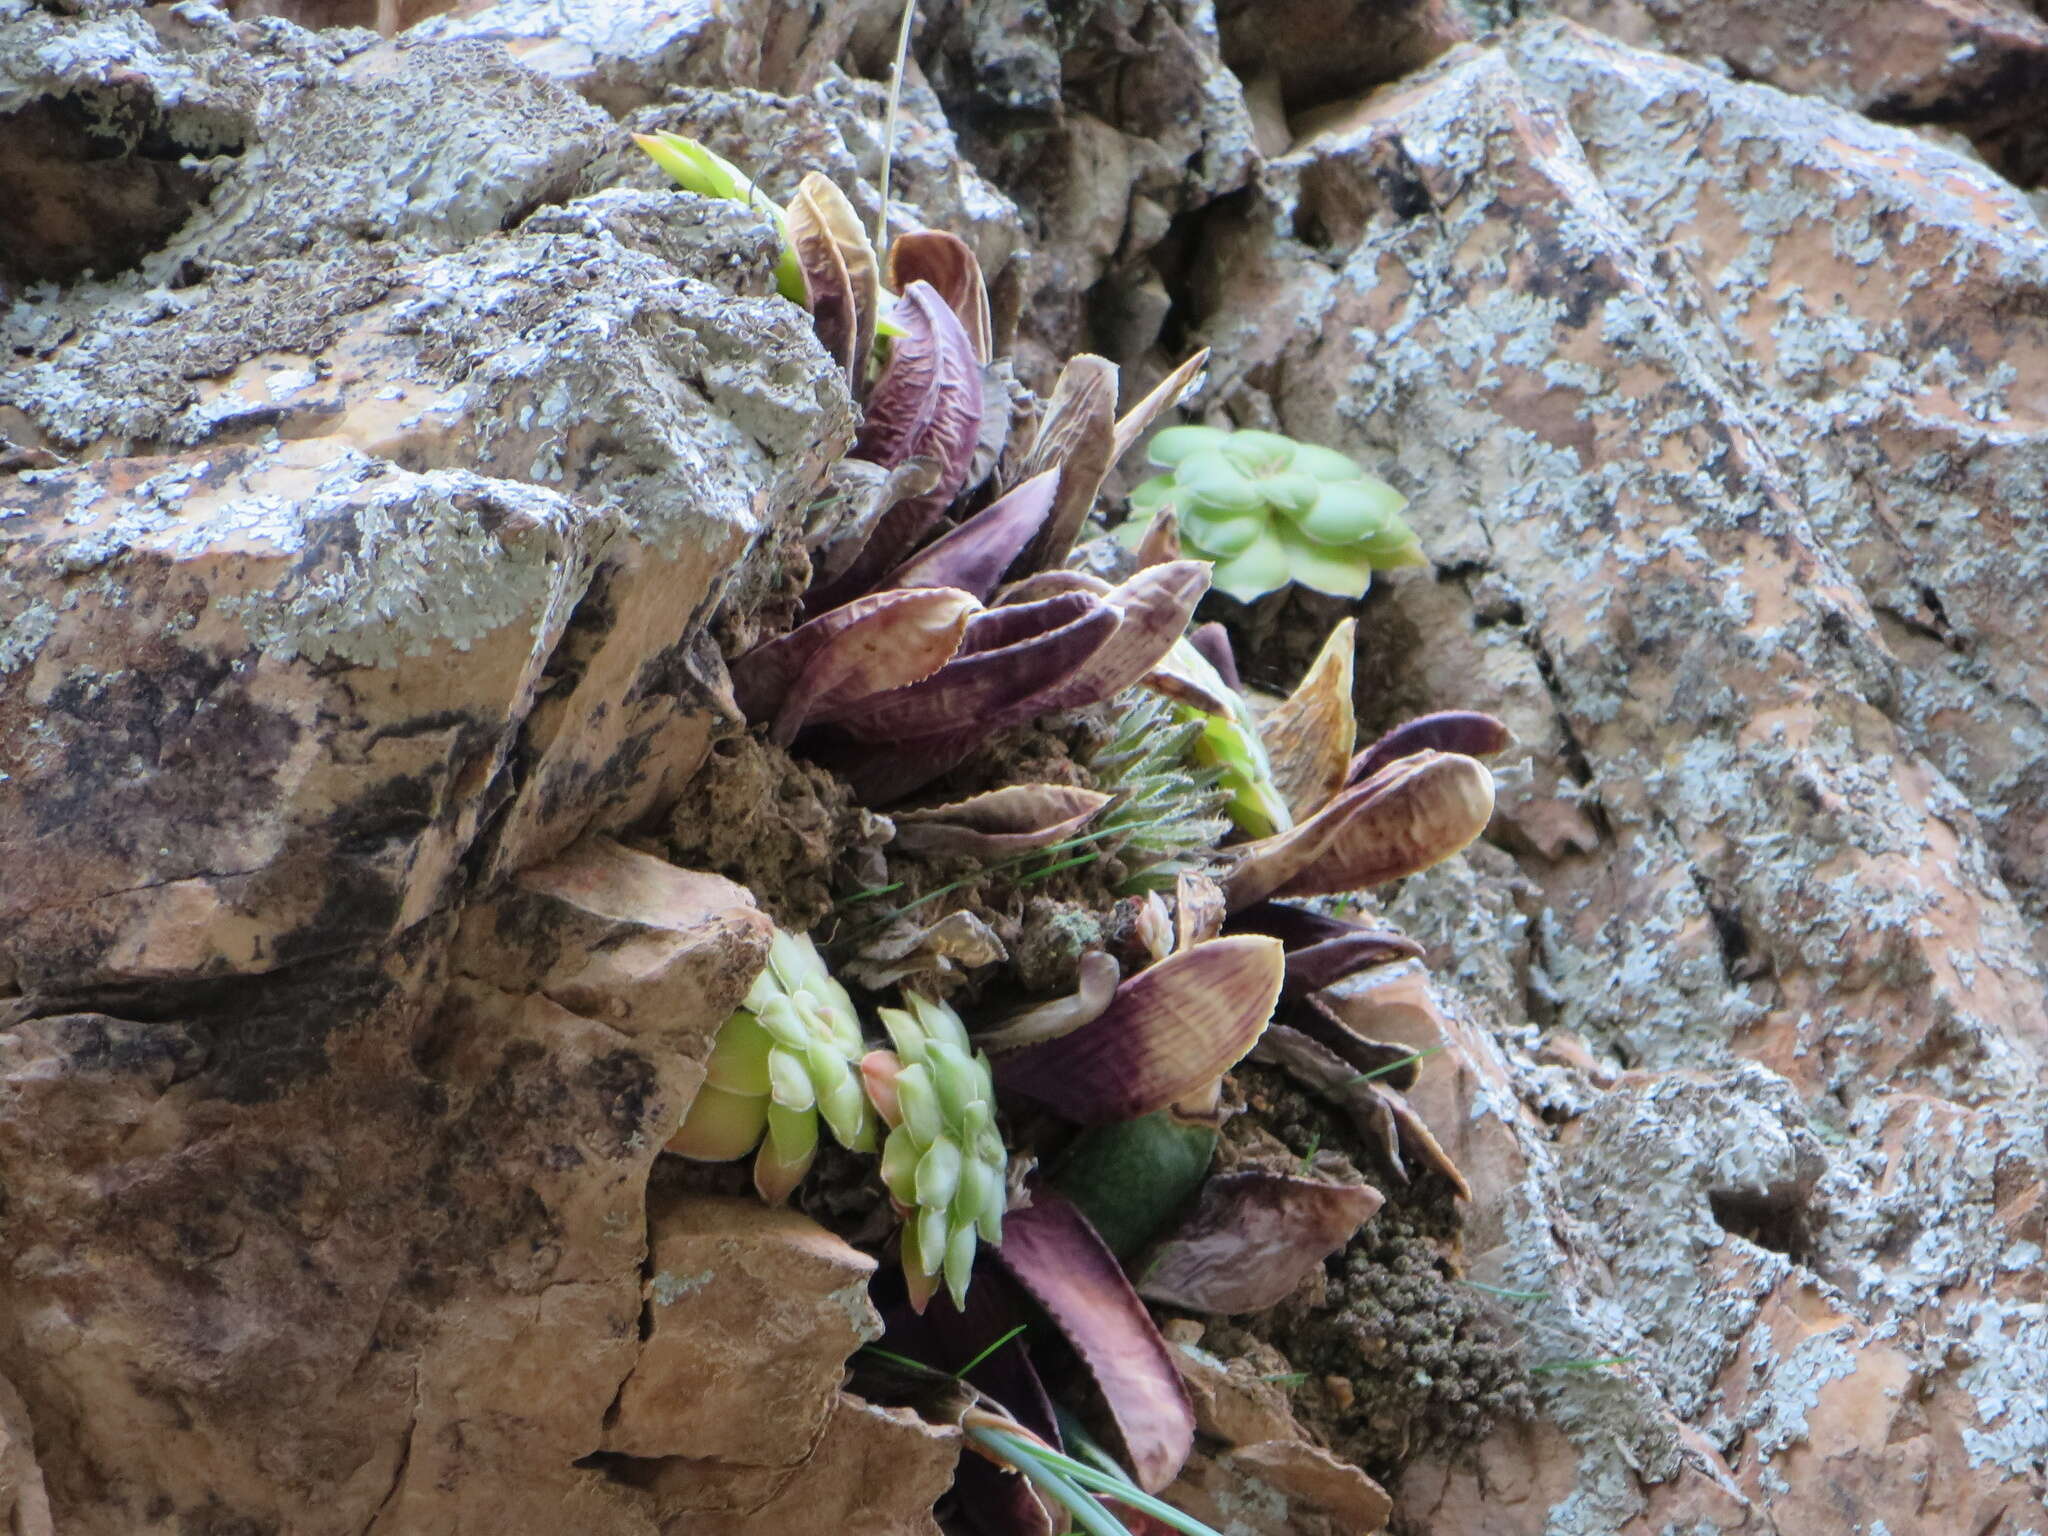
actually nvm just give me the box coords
[1529,0,2048,185]
[620,1392,959,1535]
[1166,1440,1394,1535]
[411,0,904,110]
[0,1375,53,1536]
[1190,15,2048,1533]
[604,1194,882,1463]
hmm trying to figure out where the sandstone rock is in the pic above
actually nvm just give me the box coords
[604,1193,882,1462]
[620,1392,959,1535]
[1167,1439,1394,1535]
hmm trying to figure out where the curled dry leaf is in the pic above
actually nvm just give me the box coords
[837,595,1118,746]
[1189,622,1242,692]
[1136,892,1175,963]
[994,1189,1197,1493]
[814,282,984,607]
[993,935,1284,1124]
[1135,1170,1383,1314]
[1250,1024,1471,1197]
[1132,503,1183,569]
[1031,560,1211,715]
[1347,709,1514,786]
[888,229,993,365]
[809,456,943,587]
[995,568,1113,607]
[1260,618,1357,824]
[1224,901,1426,1001]
[844,908,1009,990]
[882,469,1060,601]
[786,171,878,385]
[893,784,1112,859]
[1173,870,1227,952]
[1014,353,1118,574]
[730,586,978,745]
[976,949,1123,1052]
[1224,749,1496,910]
[1110,348,1210,468]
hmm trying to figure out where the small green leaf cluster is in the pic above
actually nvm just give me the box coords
[875,994,1009,1309]
[1081,689,1234,893]
[1121,426,1423,602]
[670,929,876,1202]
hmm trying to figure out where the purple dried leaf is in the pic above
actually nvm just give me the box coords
[996,569,1113,606]
[731,586,978,744]
[1347,710,1514,786]
[834,598,1118,745]
[994,1189,1196,1493]
[1294,993,1427,1086]
[958,590,1097,654]
[1110,349,1209,467]
[1224,750,1496,910]
[1031,560,1210,715]
[786,172,878,385]
[1134,1170,1383,1314]
[976,950,1122,1051]
[882,469,1061,601]
[893,784,1112,859]
[1224,902,1426,1000]
[1188,622,1242,693]
[888,229,993,364]
[993,935,1284,1124]
[811,282,984,607]
[1014,354,1118,573]
[809,456,943,586]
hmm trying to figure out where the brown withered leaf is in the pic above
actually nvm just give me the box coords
[1260,618,1357,824]
[1132,503,1182,569]
[994,1190,1196,1493]
[730,586,978,745]
[993,935,1284,1124]
[1033,560,1210,715]
[846,908,1008,990]
[1249,1024,1470,1197]
[1110,348,1209,467]
[888,229,992,365]
[1224,750,1495,910]
[1174,870,1227,952]
[1014,353,1118,574]
[1135,1170,1383,1313]
[893,784,1111,859]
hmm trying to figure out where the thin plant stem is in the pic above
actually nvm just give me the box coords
[971,1426,1225,1536]
[875,0,918,252]
[954,1323,1028,1379]
[1341,1046,1444,1086]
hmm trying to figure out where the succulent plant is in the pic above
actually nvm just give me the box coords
[865,992,1009,1311]
[668,928,877,1202]
[1119,425,1425,602]
[631,131,805,303]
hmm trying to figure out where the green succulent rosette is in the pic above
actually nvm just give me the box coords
[1119,425,1424,602]
[668,928,877,1203]
[870,993,1007,1311]
[1161,637,1293,840]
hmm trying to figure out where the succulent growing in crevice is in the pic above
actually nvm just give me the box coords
[1075,690,1233,894]
[1119,425,1425,602]
[866,992,1009,1311]
[670,927,876,1202]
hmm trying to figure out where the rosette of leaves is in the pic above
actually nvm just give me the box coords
[863,993,1008,1311]
[668,928,876,1202]
[1120,425,1425,602]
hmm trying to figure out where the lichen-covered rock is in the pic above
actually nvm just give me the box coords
[410,0,905,111]
[1523,0,2048,185]
[1189,18,2048,1529]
